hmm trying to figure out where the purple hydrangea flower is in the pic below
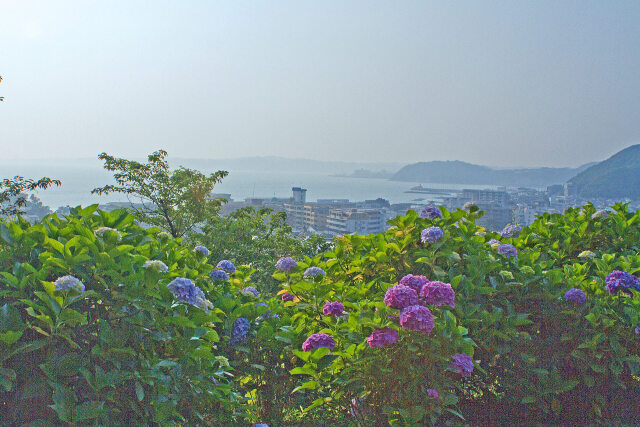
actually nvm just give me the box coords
[254,424,269,427]
[276,257,298,272]
[420,205,442,219]
[500,224,521,238]
[241,286,259,297]
[563,288,586,305]
[450,353,474,377]
[281,293,295,302]
[497,243,517,258]
[194,245,209,256]
[591,210,609,219]
[366,328,398,348]
[167,277,207,308]
[209,269,229,281]
[489,239,501,246]
[605,270,640,296]
[399,305,434,334]
[304,266,325,278]
[426,389,439,400]
[302,333,336,352]
[216,260,236,274]
[54,275,85,294]
[323,301,344,316]
[230,317,250,346]
[420,281,455,308]
[384,284,419,309]
[399,274,429,293]
[421,226,444,244]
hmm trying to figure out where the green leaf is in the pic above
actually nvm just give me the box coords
[135,382,145,401]
[73,401,105,421]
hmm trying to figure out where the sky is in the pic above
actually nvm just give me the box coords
[0,1,639,167]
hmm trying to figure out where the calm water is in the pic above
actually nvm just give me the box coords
[0,159,496,209]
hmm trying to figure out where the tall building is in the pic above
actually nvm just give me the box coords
[292,187,307,204]
[326,209,387,235]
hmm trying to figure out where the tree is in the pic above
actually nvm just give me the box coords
[92,150,228,238]
[198,206,331,294]
[0,176,61,217]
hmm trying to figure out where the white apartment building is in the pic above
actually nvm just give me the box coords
[326,209,387,235]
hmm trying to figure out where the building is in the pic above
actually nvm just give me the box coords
[292,187,307,204]
[326,209,387,235]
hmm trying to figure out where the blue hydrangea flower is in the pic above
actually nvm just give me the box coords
[217,260,236,274]
[194,245,209,256]
[230,317,250,346]
[54,275,85,294]
[304,266,325,278]
[563,288,586,305]
[497,243,517,259]
[143,260,169,273]
[255,302,269,308]
[500,224,521,238]
[241,286,259,297]
[276,257,298,272]
[167,277,207,308]
[419,205,442,219]
[209,269,229,281]
[421,226,443,244]
[605,270,640,296]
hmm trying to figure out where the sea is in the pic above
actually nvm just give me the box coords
[0,159,496,209]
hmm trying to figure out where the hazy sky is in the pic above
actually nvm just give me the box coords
[1,1,639,167]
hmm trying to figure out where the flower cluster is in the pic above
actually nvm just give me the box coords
[399,274,429,293]
[366,328,398,348]
[604,270,640,295]
[276,257,298,272]
[426,389,439,400]
[209,270,229,281]
[421,226,443,244]
[143,260,169,273]
[591,210,609,219]
[230,317,250,346]
[578,250,596,260]
[216,260,236,274]
[322,301,344,316]
[95,226,121,240]
[419,205,442,219]
[281,293,295,302]
[384,284,419,309]
[167,277,207,309]
[302,333,336,352]
[463,202,476,211]
[497,243,517,258]
[420,281,455,308]
[241,286,259,297]
[304,266,325,278]
[563,288,586,305]
[450,353,474,377]
[489,239,501,249]
[500,224,521,238]
[194,245,209,256]
[54,275,85,294]
[400,305,434,333]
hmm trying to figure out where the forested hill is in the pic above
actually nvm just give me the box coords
[569,144,640,199]
[390,160,592,187]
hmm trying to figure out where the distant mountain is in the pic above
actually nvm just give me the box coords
[569,144,640,199]
[391,160,593,187]
[172,156,403,175]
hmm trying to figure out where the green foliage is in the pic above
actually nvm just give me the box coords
[0,176,61,217]
[92,150,228,238]
[0,206,281,425]
[2,201,640,425]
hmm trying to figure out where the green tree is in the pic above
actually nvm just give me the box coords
[199,206,330,294]
[92,150,227,238]
[0,176,61,217]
